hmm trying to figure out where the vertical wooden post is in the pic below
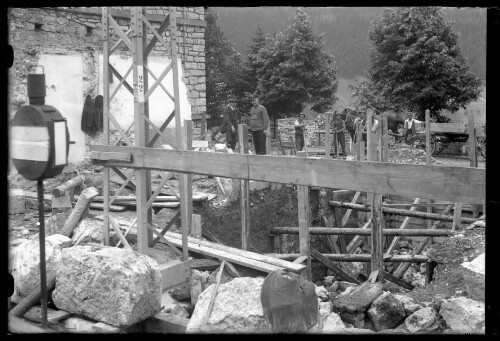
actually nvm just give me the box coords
[297,151,311,281]
[356,121,365,161]
[132,7,153,254]
[378,114,383,161]
[367,110,373,160]
[102,8,110,246]
[324,111,331,159]
[333,206,347,254]
[383,113,389,162]
[452,202,463,231]
[425,110,433,230]
[185,120,194,235]
[170,7,189,261]
[425,109,431,165]
[201,110,206,136]
[191,214,202,237]
[371,193,384,282]
[467,109,478,168]
[239,124,250,250]
[366,118,377,275]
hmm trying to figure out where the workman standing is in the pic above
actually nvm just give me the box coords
[222,95,241,150]
[294,112,307,152]
[249,97,270,155]
[403,111,423,147]
[332,112,347,156]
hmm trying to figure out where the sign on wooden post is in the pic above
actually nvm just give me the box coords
[297,151,312,281]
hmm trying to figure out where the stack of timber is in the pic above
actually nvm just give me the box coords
[161,231,306,274]
[73,192,217,212]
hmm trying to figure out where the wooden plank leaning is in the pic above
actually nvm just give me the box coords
[393,204,454,278]
[297,151,312,281]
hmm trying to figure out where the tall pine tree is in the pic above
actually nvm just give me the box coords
[205,8,247,127]
[365,7,482,118]
[254,9,339,118]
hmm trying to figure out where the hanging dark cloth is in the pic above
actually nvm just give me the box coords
[81,94,98,134]
[94,95,104,132]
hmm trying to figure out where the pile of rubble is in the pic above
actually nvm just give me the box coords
[388,145,441,165]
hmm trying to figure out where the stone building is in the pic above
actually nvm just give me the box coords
[8,7,206,165]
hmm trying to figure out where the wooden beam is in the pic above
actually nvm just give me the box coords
[310,248,360,284]
[239,124,250,251]
[268,253,430,263]
[270,227,453,237]
[89,145,486,204]
[452,202,463,231]
[425,109,431,165]
[383,271,414,290]
[164,231,305,273]
[297,151,312,281]
[393,204,454,278]
[324,111,331,159]
[342,191,361,227]
[191,214,202,237]
[385,198,421,257]
[149,210,181,247]
[162,235,287,273]
[371,193,384,281]
[329,201,477,224]
[346,219,371,253]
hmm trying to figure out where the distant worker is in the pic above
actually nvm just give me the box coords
[222,95,241,150]
[332,112,347,156]
[403,111,423,147]
[353,111,367,143]
[294,112,307,152]
[249,97,270,155]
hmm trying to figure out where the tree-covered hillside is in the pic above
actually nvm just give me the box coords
[214,7,486,80]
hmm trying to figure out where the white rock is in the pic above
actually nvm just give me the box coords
[322,312,346,333]
[63,317,98,333]
[11,234,71,297]
[187,277,269,333]
[315,285,329,302]
[52,246,162,327]
[439,297,485,334]
[460,253,485,276]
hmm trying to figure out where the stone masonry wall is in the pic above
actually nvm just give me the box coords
[8,7,206,127]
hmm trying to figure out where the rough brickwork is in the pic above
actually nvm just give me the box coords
[8,7,206,131]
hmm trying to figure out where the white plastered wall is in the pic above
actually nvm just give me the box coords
[98,54,192,132]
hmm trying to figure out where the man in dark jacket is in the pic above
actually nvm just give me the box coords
[249,97,270,155]
[222,96,241,150]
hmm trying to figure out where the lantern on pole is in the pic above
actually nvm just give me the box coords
[10,67,71,328]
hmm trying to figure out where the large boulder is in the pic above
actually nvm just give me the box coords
[52,246,162,327]
[367,291,405,331]
[332,281,384,327]
[405,307,443,333]
[11,234,72,297]
[187,277,269,333]
[439,297,485,334]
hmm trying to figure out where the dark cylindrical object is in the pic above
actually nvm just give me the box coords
[37,180,48,329]
[27,74,46,105]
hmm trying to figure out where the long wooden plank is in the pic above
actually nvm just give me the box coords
[162,235,286,273]
[89,144,485,204]
[310,248,360,284]
[297,151,312,280]
[23,306,71,324]
[347,219,371,253]
[164,231,305,273]
[268,253,430,263]
[371,193,384,281]
[239,125,250,251]
[270,227,453,236]
[329,200,477,223]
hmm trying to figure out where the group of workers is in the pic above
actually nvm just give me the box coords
[214,94,421,156]
[295,109,422,154]
[216,95,270,155]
